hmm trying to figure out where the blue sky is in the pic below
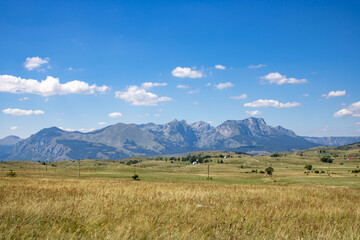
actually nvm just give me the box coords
[1,0,360,138]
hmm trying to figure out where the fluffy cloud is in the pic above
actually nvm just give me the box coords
[333,101,360,118]
[98,122,107,125]
[244,99,301,108]
[322,90,346,99]
[0,75,108,97]
[248,64,267,69]
[115,82,171,106]
[246,110,261,116]
[215,64,226,70]
[10,126,18,130]
[24,57,49,70]
[215,82,234,90]
[230,94,247,100]
[177,85,189,89]
[171,67,203,78]
[108,112,122,118]
[261,72,307,85]
[3,108,45,116]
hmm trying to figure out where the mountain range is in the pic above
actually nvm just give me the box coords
[0,117,359,161]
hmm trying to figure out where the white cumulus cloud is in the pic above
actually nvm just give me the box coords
[215,82,234,90]
[24,57,50,71]
[98,122,107,125]
[108,112,122,118]
[322,90,346,99]
[246,110,261,116]
[248,64,267,69]
[261,72,307,85]
[177,85,189,89]
[10,126,18,130]
[115,82,171,106]
[0,75,108,97]
[171,67,203,78]
[333,101,360,118]
[3,108,45,116]
[215,64,226,70]
[244,99,301,108]
[230,94,247,100]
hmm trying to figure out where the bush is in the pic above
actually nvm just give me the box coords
[259,170,265,174]
[271,153,280,157]
[351,169,360,173]
[126,160,140,165]
[304,165,313,170]
[6,170,16,177]
[315,170,319,174]
[131,175,140,180]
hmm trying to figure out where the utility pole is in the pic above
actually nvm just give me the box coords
[78,159,80,178]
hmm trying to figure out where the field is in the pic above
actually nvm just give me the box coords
[1,145,360,239]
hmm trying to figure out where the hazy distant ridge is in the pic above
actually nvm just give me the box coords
[304,136,360,147]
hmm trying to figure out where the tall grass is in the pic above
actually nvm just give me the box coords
[1,177,359,239]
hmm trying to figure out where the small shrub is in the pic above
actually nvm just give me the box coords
[315,170,319,174]
[271,153,280,157]
[259,170,265,174]
[131,175,140,180]
[6,170,16,177]
[304,165,313,170]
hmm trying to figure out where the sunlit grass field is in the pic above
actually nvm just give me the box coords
[1,147,360,239]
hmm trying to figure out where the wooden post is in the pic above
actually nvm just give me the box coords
[208,164,210,179]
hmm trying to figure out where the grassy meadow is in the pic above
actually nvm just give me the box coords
[1,145,360,239]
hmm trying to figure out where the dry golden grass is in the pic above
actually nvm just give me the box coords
[1,177,360,239]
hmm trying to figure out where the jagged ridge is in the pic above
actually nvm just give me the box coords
[4,117,318,161]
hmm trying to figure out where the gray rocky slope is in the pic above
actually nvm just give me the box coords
[5,117,318,161]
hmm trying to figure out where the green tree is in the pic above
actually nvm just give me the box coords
[265,167,274,176]
[320,156,333,163]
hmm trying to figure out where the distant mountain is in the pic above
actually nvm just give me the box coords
[5,118,319,161]
[304,136,360,147]
[0,135,22,145]
[0,135,22,159]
